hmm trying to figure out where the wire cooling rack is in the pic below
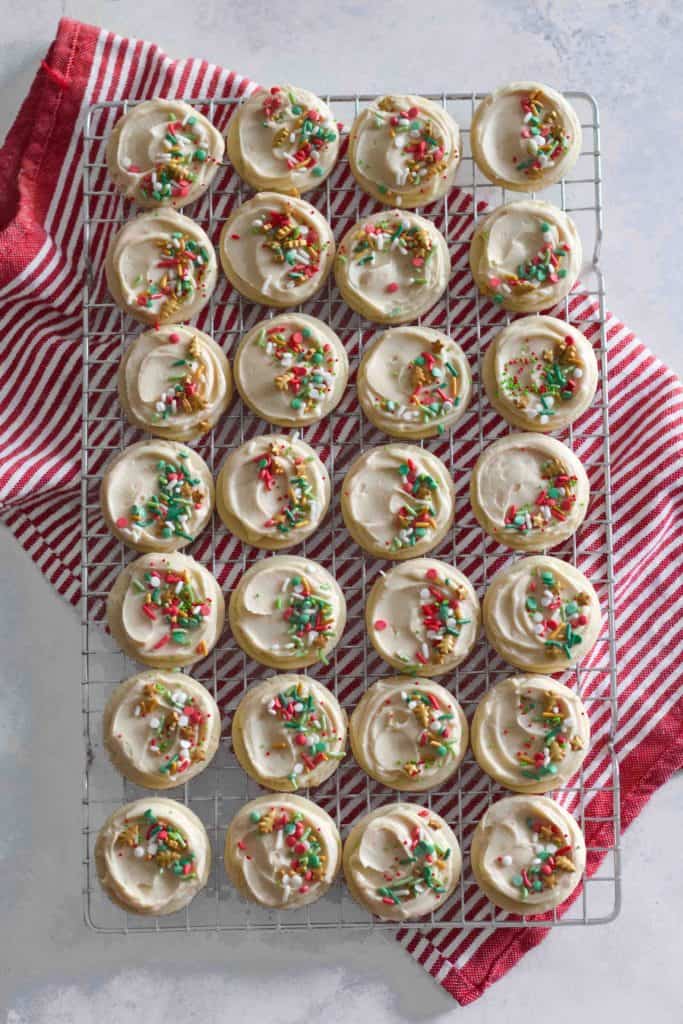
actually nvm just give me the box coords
[81,92,620,934]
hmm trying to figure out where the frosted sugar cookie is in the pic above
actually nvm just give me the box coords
[100,440,214,553]
[228,555,346,669]
[103,670,221,788]
[342,803,461,920]
[95,798,211,915]
[232,314,347,427]
[471,674,590,794]
[340,443,455,560]
[219,192,335,307]
[357,325,471,439]
[216,434,330,550]
[106,552,224,669]
[469,433,590,552]
[350,677,468,791]
[224,794,341,909]
[118,325,232,442]
[334,210,449,324]
[105,209,217,325]
[231,674,347,791]
[470,794,586,914]
[471,83,581,191]
[482,555,601,672]
[469,200,581,313]
[348,94,461,208]
[366,557,480,676]
[483,316,598,431]
[226,84,340,194]
[106,99,224,208]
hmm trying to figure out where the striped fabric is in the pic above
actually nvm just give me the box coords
[1,17,681,1006]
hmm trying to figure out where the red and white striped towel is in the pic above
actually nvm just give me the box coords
[1,18,682,1006]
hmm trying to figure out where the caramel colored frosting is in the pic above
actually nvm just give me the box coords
[224,794,341,909]
[118,324,232,441]
[233,313,347,427]
[335,210,449,324]
[227,84,340,194]
[483,555,601,672]
[350,677,468,791]
[343,802,461,921]
[366,557,480,675]
[228,555,346,669]
[471,674,590,794]
[470,794,585,914]
[357,325,471,438]
[469,200,581,313]
[469,433,589,552]
[95,798,211,915]
[348,94,460,208]
[217,434,330,550]
[341,443,454,559]
[231,674,347,791]
[483,316,598,432]
[100,440,214,553]
[106,99,224,208]
[105,209,217,324]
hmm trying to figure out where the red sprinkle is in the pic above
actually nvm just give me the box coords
[374,619,388,631]
[115,516,128,528]
[386,282,399,293]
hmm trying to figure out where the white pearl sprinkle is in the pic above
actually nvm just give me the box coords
[501,854,512,866]
[149,717,161,729]
[133,846,145,858]
[179,714,189,727]
[147,842,158,855]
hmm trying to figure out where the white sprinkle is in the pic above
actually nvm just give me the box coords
[290,874,303,887]
[147,842,158,855]
[155,401,166,412]
[172,690,187,705]
[179,714,189,727]
[149,717,161,729]
[133,705,141,717]
[420,588,431,600]
[133,846,145,858]
[573,368,583,379]
[534,624,544,635]
[421,643,430,660]
[294,702,304,713]
[179,738,191,749]
[293,763,304,775]
[150,576,161,588]
[532,611,543,623]
[501,854,513,866]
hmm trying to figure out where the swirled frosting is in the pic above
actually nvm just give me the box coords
[469,200,581,313]
[335,211,449,324]
[470,433,589,552]
[224,795,341,909]
[471,674,590,793]
[348,94,460,208]
[366,557,480,675]
[95,798,211,915]
[470,794,585,914]
[341,443,454,559]
[357,325,471,438]
[350,677,467,790]
[105,209,217,324]
[106,99,224,208]
[343,803,461,921]
[483,555,601,672]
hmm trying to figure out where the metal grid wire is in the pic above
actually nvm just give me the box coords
[81,91,620,934]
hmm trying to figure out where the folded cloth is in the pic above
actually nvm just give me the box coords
[1,17,681,1005]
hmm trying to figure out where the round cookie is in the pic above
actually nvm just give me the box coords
[348,94,461,208]
[106,99,224,209]
[357,325,472,439]
[471,674,590,794]
[470,794,586,914]
[224,794,341,909]
[100,440,214,553]
[226,84,340,195]
[233,314,347,427]
[106,552,225,669]
[349,677,468,791]
[118,324,232,442]
[482,555,602,673]
[231,674,347,791]
[342,803,461,921]
[483,316,598,431]
[219,192,335,307]
[469,433,590,552]
[341,443,455,560]
[469,200,581,313]
[103,670,221,788]
[366,557,480,676]
[334,210,449,324]
[105,209,217,325]
[228,555,346,670]
[471,83,582,192]
[95,798,211,915]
